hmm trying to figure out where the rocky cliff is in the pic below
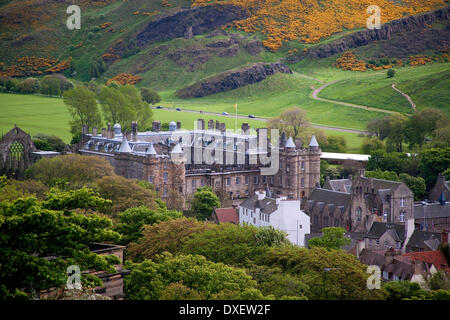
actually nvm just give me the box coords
[286,6,450,63]
[176,62,292,98]
[135,5,248,48]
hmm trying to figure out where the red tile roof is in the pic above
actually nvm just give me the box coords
[214,208,239,224]
[403,250,450,273]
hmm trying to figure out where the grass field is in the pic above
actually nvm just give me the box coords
[0,93,365,153]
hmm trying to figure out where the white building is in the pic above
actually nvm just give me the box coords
[238,189,310,246]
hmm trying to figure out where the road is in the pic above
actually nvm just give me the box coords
[152,106,368,134]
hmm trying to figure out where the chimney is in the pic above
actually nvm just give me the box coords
[177,121,181,130]
[442,229,448,247]
[359,168,366,177]
[82,125,88,135]
[403,217,415,253]
[215,120,220,131]
[220,122,226,133]
[384,247,400,266]
[101,128,106,137]
[241,123,250,134]
[131,121,138,141]
[208,120,214,130]
[152,121,161,132]
[197,119,205,130]
[92,127,97,136]
[107,123,112,138]
[349,174,353,181]
[126,132,131,141]
[295,138,303,150]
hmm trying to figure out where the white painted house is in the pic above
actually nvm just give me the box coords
[238,189,310,246]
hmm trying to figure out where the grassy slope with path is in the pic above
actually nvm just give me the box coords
[0,93,365,153]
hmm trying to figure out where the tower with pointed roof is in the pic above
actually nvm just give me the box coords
[272,134,321,200]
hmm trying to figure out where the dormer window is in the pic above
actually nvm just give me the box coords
[400,198,406,207]
[400,212,405,222]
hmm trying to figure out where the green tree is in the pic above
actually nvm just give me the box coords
[17,77,40,94]
[126,218,213,262]
[366,170,399,181]
[382,281,426,300]
[308,227,351,250]
[387,114,408,152]
[40,75,61,96]
[118,84,152,131]
[418,148,450,190]
[268,107,310,141]
[89,56,106,79]
[423,270,450,291]
[362,136,384,154]
[114,201,182,245]
[25,154,115,189]
[189,186,221,221]
[124,253,262,300]
[140,87,161,105]
[405,108,447,149]
[322,136,347,153]
[0,195,120,299]
[399,173,426,200]
[63,86,103,136]
[387,69,395,78]
[33,133,66,152]
[366,116,391,140]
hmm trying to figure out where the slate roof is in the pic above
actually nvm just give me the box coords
[406,230,442,251]
[359,176,403,192]
[307,188,351,210]
[239,195,278,215]
[365,222,405,241]
[214,208,239,224]
[414,202,450,219]
[324,179,352,193]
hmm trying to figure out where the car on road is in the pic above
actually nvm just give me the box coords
[248,114,255,118]
[200,110,203,113]
[176,108,182,111]
[222,112,229,115]
[156,106,163,109]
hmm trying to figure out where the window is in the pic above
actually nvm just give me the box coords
[163,188,168,196]
[245,176,249,185]
[383,271,389,280]
[324,216,329,226]
[286,164,290,173]
[287,179,290,187]
[201,179,206,187]
[192,179,197,188]
[400,198,406,207]
[236,177,240,185]
[253,218,256,224]
[383,208,388,222]
[279,176,282,186]
[253,176,258,185]
[163,172,168,183]
[301,161,305,171]
[396,242,401,249]
[376,239,380,245]
[148,176,154,183]
[301,178,305,188]
[226,177,231,186]
[179,187,183,193]
[400,212,405,222]
[263,176,267,184]
[299,224,302,229]
[356,207,362,222]
[314,215,319,225]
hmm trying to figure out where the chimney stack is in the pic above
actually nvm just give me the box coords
[220,122,226,133]
[101,128,106,137]
[131,121,138,141]
[197,119,205,130]
[241,123,250,134]
[215,120,220,131]
[442,229,449,247]
[82,125,88,135]
[92,127,97,136]
[107,123,112,138]
[176,121,181,130]
[208,120,214,130]
[152,121,161,132]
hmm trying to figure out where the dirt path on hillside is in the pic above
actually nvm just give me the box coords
[392,84,417,112]
[311,81,399,115]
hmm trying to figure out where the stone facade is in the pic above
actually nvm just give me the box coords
[0,126,36,178]
[79,120,321,207]
[428,173,450,202]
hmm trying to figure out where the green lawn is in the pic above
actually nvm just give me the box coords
[0,92,365,152]
[0,93,72,142]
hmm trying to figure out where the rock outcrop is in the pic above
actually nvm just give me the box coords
[136,5,248,48]
[176,62,292,98]
[286,6,450,63]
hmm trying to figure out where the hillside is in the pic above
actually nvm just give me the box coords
[0,0,449,133]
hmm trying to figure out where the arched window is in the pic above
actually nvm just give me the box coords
[356,207,362,222]
[8,141,24,165]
